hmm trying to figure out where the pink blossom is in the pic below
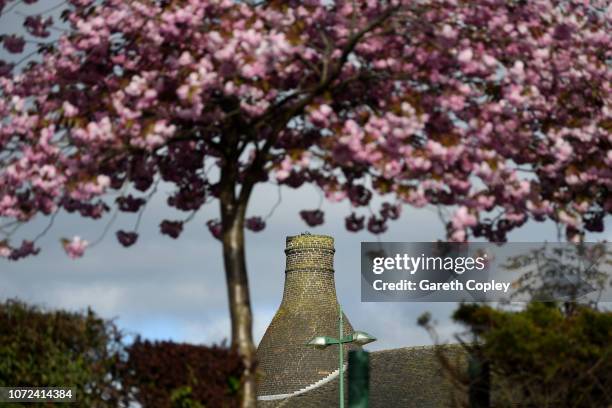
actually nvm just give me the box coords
[125,75,147,96]
[297,152,311,167]
[452,206,478,229]
[440,24,457,39]
[476,195,495,209]
[383,161,402,178]
[0,245,10,258]
[309,104,333,126]
[506,84,526,105]
[325,190,347,202]
[275,157,292,181]
[0,195,18,212]
[62,101,78,117]
[97,175,110,188]
[566,173,580,185]
[554,138,573,161]
[178,51,193,66]
[457,48,473,63]
[177,85,190,100]
[63,236,88,259]
[509,60,525,81]
[426,140,447,157]
[573,200,589,213]
[482,54,498,67]
[505,212,526,223]
[0,0,608,262]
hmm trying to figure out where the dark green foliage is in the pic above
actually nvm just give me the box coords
[420,244,612,407]
[453,303,612,407]
[0,298,126,407]
[122,338,242,408]
[0,299,242,407]
[170,386,205,408]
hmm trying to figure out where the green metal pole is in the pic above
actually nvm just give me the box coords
[339,304,344,408]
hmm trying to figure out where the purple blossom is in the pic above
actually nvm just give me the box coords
[206,219,222,240]
[160,220,183,239]
[380,202,401,220]
[282,171,306,189]
[167,181,206,211]
[367,215,387,234]
[348,185,372,207]
[116,195,146,212]
[0,59,13,77]
[116,230,138,247]
[24,16,53,38]
[9,240,40,261]
[300,209,324,227]
[584,213,603,233]
[245,216,266,232]
[553,24,573,41]
[0,0,608,261]
[2,35,25,54]
[345,213,365,232]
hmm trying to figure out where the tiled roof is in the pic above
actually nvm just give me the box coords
[258,344,467,408]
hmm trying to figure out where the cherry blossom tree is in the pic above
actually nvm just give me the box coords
[1,0,610,405]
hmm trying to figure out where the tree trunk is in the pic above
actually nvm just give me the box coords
[220,194,257,408]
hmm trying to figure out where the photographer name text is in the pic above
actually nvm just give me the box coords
[372,279,511,293]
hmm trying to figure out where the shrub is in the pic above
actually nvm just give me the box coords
[452,303,612,407]
[121,338,242,408]
[0,299,243,407]
[0,298,126,406]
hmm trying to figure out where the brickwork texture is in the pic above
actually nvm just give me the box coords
[256,234,360,397]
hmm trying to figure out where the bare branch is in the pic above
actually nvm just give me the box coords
[264,184,282,220]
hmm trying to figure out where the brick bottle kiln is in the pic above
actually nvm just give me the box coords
[256,233,359,397]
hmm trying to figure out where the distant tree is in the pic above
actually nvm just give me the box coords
[1,1,610,405]
[0,299,127,406]
[503,242,612,310]
[419,243,612,408]
[0,298,244,407]
[459,303,611,407]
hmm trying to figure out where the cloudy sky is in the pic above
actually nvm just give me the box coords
[1,2,610,352]
[3,178,610,351]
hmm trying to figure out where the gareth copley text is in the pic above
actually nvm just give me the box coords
[372,279,512,293]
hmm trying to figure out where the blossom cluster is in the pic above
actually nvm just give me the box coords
[0,0,610,259]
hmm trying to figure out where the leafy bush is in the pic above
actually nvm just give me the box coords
[170,386,205,408]
[453,303,612,407]
[122,338,242,408]
[0,298,126,406]
[1,299,243,407]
